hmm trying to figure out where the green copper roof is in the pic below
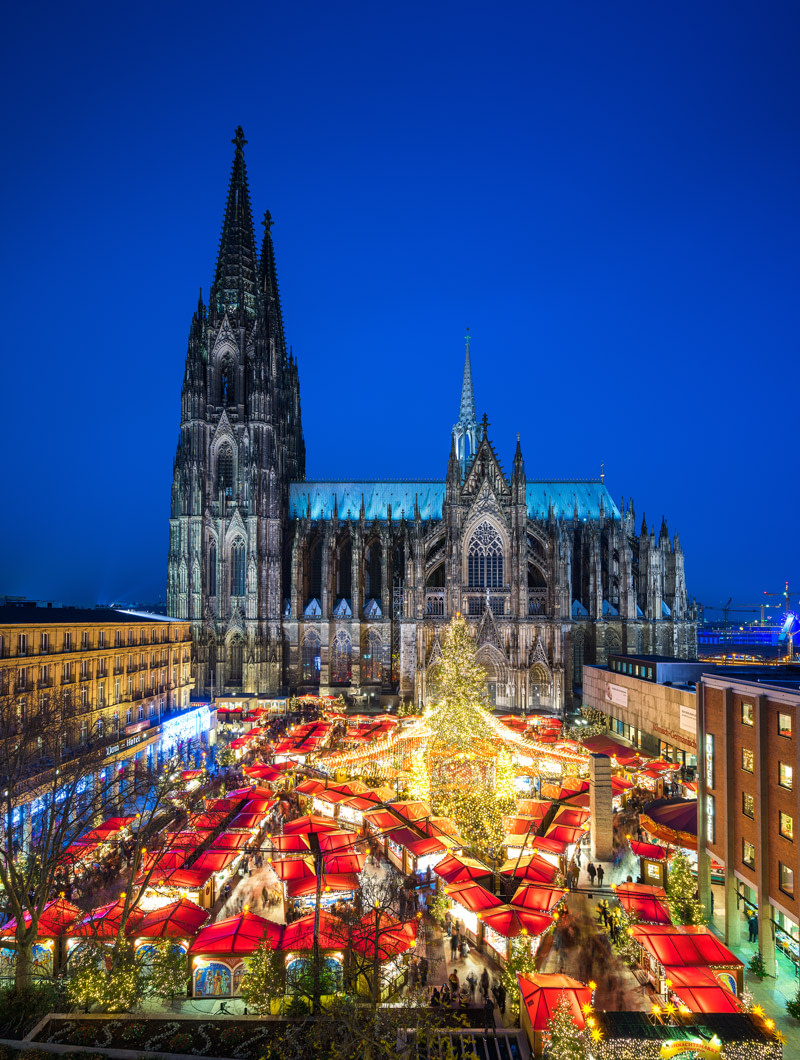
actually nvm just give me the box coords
[288,480,620,521]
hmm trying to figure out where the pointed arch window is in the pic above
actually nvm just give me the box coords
[301,631,321,684]
[217,445,234,498]
[220,357,235,406]
[467,521,504,588]
[231,540,246,597]
[362,630,383,683]
[365,543,382,599]
[330,631,352,684]
[228,637,243,685]
[209,542,217,596]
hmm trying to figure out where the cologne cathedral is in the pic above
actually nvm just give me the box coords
[168,129,696,712]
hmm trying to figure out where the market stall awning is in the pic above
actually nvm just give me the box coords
[283,814,340,835]
[510,882,567,914]
[323,851,366,874]
[481,905,554,939]
[515,800,550,820]
[435,854,493,886]
[204,797,246,813]
[141,849,189,873]
[209,832,252,851]
[517,972,591,1031]
[631,925,742,969]
[580,734,640,764]
[163,830,212,850]
[286,872,359,899]
[317,830,362,854]
[141,866,216,889]
[229,812,269,831]
[444,880,504,914]
[71,899,146,938]
[530,835,570,856]
[504,815,545,836]
[544,823,587,846]
[60,842,100,865]
[628,839,667,860]
[269,834,311,854]
[499,854,559,885]
[551,807,591,828]
[641,798,698,850]
[132,898,209,939]
[386,827,446,858]
[0,897,82,939]
[281,911,346,950]
[613,883,672,925]
[80,816,137,842]
[389,800,431,823]
[192,849,241,873]
[181,769,204,781]
[270,856,315,882]
[187,811,229,830]
[351,913,418,960]
[190,910,282,954]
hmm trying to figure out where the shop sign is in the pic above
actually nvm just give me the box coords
[679,704,696,733]
[605,683,628,708]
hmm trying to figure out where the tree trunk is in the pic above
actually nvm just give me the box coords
[15,938,34,990]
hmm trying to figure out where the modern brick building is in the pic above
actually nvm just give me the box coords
[698,672,800,977]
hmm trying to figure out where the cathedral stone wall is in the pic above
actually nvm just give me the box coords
[168,131,696,713]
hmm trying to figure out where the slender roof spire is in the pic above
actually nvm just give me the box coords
[458,328,478,428]
[259,209,286,355]
[210,126,259,322]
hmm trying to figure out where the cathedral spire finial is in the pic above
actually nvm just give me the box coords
[259,208,286,356]
[211,127,258,322]
[452,331,478,477]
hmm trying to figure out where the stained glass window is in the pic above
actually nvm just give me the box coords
[231,540,246,596]
[467,522,504,588]
[218,445,234,498]
[362,630,383,683]
[330,631,352,684]
[209,543,217,596]
[302,632,321,683]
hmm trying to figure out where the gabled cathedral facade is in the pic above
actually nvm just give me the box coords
[168,130,696,713]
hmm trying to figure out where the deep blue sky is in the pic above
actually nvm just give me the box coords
[1,1,798,616]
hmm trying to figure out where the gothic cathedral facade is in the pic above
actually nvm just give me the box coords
[168,131,696,713]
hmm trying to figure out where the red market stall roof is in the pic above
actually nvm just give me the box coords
[287,872,359,899]
[510,883,568,914]
[192,849,241,873]
[269,834,312,854]
[141,849,189,873]
[613,883,672,925]
[551,807,591,828]
[142,866,216,889]
[205,797,245,812]
[163,831,212,849]
[227,786,274,799]
[81,816,137,842]
[240,798,276,814]
[435,854,493,886]
[296,779,328,796]
[0,898,82,939]
[270,857,315,882]
[662,966,740,1014]
[481,905,554,939]
[60,842,100,865]
[132,899,209,939]
[630,925,742,969]
[190,910,282,955]
[516,800,550,819]
[581,734,640,764]
[544,824,587,846]
[228,737,251,749]
[444,881,504,914]
[504,815,545,836]
[540,781,590,801]
[387,827,446,858]
[318,830,362,854]
[390,801,431,823]
[181,769,204,781]
[323,851,366,874]
[629,839,667,860]
[363,808,400,832]
[72,899,146,938]
[244,765,285,781]
[530,835,570,856]
[611,776,635,794]
[283,814,341,835]
[351,914,418,960]
[517,972,591,1032]
[229,812,269,831]
[210,832,251,851]
[499,854,558,885]
[281,911,345,950]
[187,811,229,830]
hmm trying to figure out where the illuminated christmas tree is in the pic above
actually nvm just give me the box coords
[543,991,586,1060]
[667,849,705,926]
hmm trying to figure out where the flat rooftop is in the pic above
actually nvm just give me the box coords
[0,604,177,625]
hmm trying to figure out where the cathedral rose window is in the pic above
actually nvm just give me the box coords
[467,521,504,588]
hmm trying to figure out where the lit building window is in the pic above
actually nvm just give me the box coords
[779,763,794,790]
[742,840,755,867]
[741,748,754,773]
[780,811,794,841]
[779,712,793,738]
[467,522,504,588]
[742,792,755,819]
[780,862,795,896]
[741,702,754,726]
[330,631,352,684]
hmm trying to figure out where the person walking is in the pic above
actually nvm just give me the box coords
[566,867,574,890]
[597,864,605,887]
[466,970,477,1001]
[450,931,459,961]
[587,862,596,886]
[496,979,506,1016]
[480,968,490,999]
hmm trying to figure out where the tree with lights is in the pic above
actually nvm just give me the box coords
[501,936,540,1022]
[542,991,586,1060]
[423,615,516,855]
[666,850,705,926]
[241,940,285,1015]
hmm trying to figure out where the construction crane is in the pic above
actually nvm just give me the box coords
[763,581,799,622]
[697,599,762,627]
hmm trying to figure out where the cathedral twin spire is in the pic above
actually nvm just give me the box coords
[452,330,479,475]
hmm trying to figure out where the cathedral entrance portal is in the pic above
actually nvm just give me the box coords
[487,681,497,707]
